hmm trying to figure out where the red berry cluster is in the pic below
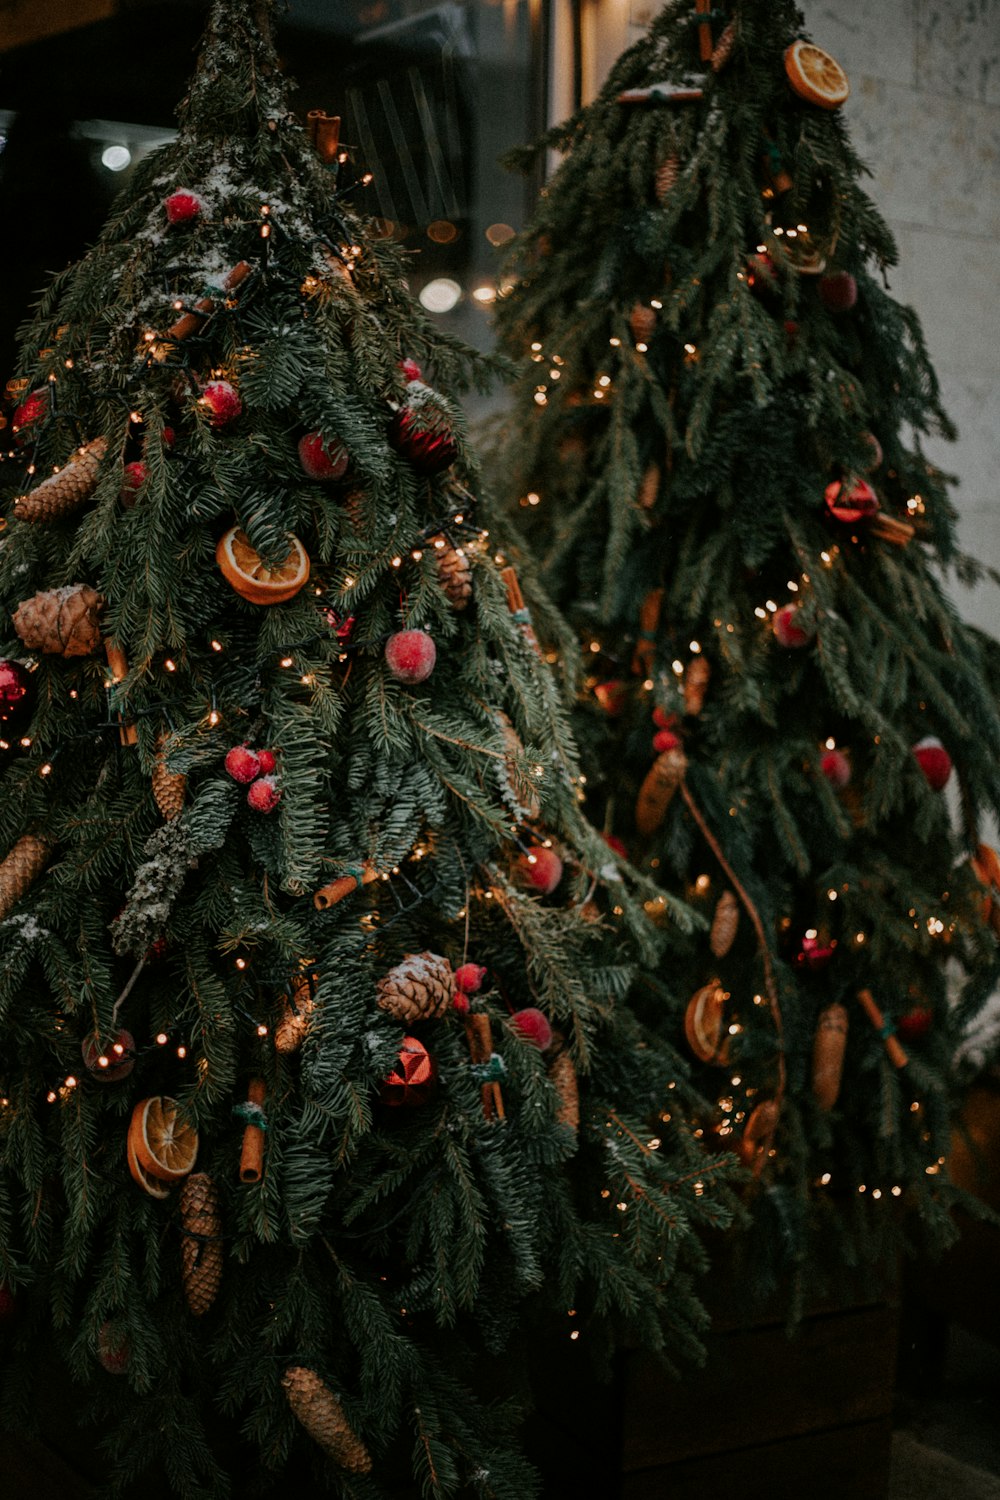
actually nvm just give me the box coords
[225,744,281,811]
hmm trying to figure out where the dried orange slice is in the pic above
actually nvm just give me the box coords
[216,526,310,605]
[684,980,731,1066]
[126,1130,171,1199]
[784,39,849,109]
[128,1095,198,1182]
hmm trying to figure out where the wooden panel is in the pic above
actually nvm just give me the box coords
[0,0,114,52]
[622,1302,899,1469]
[621,1417,894,1500]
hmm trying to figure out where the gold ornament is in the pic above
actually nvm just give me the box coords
[0,834,51,920]
[376,952,454,1023]
[709,890,739,958]
[635,745,687,835]
[180,1173,223,1316]
[13,583,103,657]
[282,1367,372,1473]
[14,438,108,523]
[431,534,472,610]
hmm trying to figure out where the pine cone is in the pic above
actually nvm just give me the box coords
[711,21,736,72]
[635,746,687,836]
[152,740,186,821]
[684,655,711,716]
[180,1173,223,1316]
[13,583,103,657]
[638,463,660,510]
[275,973,315,1053]
[0,833,51,920]
[432,535,472,610]
[709,890,739,958]
[283,1367,372,1473]
[654,154,680,202]
[376,951,454,1023]
[14,438,108,523]
[548,1043,579,1134]
[629,303,656,343]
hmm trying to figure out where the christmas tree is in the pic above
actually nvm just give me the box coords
[494,0,1000,1299]
[0,2,738,1494]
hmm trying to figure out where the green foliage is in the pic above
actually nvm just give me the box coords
[493,0,1000,1301]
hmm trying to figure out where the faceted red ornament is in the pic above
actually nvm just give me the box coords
[897,1005,933,1042]
[819,271,858,312]
[651,707,678,731]
[164,190,204,225]
[385,629,436,684]
[515,846,564,895]
[453,963,487,994]
[399,359,423,383]
[200,380,242,427]
[380,1035,437,1107]
[913,737,952,791]
[247,776,281,812]
[298,431,349,481]
[256,749,277,775]
[325,609,356,644]
[773,604,813,648]
[594,679,627,716]
[511,1008,553,1050]
[825,477,879,523]
[795,934,835,971]
[11,387,48,438]
[120,461,148,508]
[225,744,261,783]
[653,729,681,753]
[81,1029,136,1083]
[0,659,32,723]
[97,1321,131,1375]
[820,749,851,788]
[388,406,458,475]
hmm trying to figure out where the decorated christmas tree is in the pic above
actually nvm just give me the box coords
[0,2,738,1494]
[494,0,1000,1298]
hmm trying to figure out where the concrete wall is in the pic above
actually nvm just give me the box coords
[616,0,1000,638]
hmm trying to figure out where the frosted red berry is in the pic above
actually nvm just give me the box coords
[247,776,281,812]
[511,1008,554,1051]
[773,605,813,648]
[298,431,349,481]
[164,190,204,225]
[399,358,423,383]
[385,629,437,684]
[201,380,242,427]
[516,846,563,895]
[454,963,487,994]
[256,749,277,775]
[225,745,261,783]
[653,729,681,753]
[819,271,858,312]
[820,749,851,788]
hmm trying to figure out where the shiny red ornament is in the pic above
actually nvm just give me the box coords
[11,387,48,438]
[820,749,851,788]
[81,1028,136,1082]
[164,190,204,225]
[897,1005,933,1042]
[385,629,436,684]
[773,604,813,648]
[913,737,952,791]
[594,679,627,716]
[298,431,349,481]
[200,380,242,427]
[380,1035,437,1107]
[511,1008,553,1050]
[388,405,458,475]
[825,477,879,523]
[651,706,678,731]
[819,271,858,312]
[0,659,32,723]
[795,934,835,971]
[602,833,628,859]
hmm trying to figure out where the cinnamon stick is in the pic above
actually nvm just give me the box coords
[168,261,253,340]
[307,110,342,164]
[313,861,377,910]
[104,641,138,746]
[500,566,541,655]
[464,1013,505,1121]
[695,0,713,60]
[239,1077,267,1182]
[868,513,915,547]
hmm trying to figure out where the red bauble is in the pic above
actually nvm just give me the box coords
[298,431,349,481]
[897,1005,933,1041]
[651,707,678,731]
[602,833,628,859]
[653,729,681,753]
[454,963,486,994]
[0,659,32,723]
[795,934,835,971]
[385,629,436,684]
[511,1007,553,1050]
[819,271,858,312]
[97,1322,131,1375]
[225,745,261,783]
[388,405,458,475]
[81,1029,136,1082]
[164,190,204,225]
[0,1285,16,1326]
[820,749,852,788]
[12,387,48,438]
[380,1035,437,1106]
[594,679,627,716]
[256,749,277,775]
[825,477,879,523]
[913,737,952,791]
[120,461,148,508]
[200,380,242,427]
[515,846,563,895]
[399,359,423,383]
[247,776,281,812]
[773,605,813,648]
